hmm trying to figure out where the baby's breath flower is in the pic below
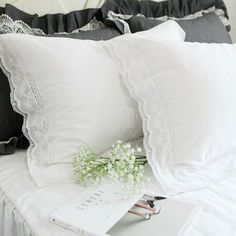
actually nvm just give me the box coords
[137,147,142,153]
[139,165,144,170]
[129,164,134,170]
[72,141,147,193]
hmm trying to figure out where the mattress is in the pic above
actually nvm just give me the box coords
[0,151,236,236]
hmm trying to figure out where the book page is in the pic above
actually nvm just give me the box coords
[50,183,143,235]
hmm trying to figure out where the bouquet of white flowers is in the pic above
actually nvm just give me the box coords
[72,141,148,193]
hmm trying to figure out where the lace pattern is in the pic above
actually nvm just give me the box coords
[0,14,45,35]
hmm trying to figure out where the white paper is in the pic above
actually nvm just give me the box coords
[49,183,144,236]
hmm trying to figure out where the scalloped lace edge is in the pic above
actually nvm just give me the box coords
[107,6,230,34]
[0,14,105,35]
[0,14,45,35]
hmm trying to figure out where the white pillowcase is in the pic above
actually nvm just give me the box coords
[0,20,185,187]
[108,37,236,195]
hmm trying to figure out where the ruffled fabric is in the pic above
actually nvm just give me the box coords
[101,0,230,31]
[5,3,103,34]
[106,9,232,43]
[0,189,33,236]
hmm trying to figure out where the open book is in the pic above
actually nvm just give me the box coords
[49,183,200,236]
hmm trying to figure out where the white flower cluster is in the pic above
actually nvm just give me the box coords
[72,141,148,193]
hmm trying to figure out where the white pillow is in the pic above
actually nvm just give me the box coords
[0,21,185,187]
[108,37,236,195]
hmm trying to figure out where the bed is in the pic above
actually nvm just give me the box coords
[1,0,236,236]
[1,150,236,236]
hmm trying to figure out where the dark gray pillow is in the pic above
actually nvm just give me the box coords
[125,12,232,43]
[0,7,4,15]
[101,0,230,31]
[48,26,121,40]
[0,67,28,155]
[5,3,103,34]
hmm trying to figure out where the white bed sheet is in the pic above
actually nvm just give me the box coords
[0,150,235,236]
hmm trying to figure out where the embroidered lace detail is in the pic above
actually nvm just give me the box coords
[107,6,230,34]
[0,14,45,35]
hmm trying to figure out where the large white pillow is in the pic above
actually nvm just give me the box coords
[0,21,185,187]
[107,37,236,195]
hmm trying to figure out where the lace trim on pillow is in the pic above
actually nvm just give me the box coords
[0,41,50,185]
[0,38,74,187]
[0,14,105,35]
[107,6,230,34]
[0,14,45,35]
[103,39,175,194]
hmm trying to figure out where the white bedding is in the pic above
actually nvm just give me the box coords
[0,151,236,236]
